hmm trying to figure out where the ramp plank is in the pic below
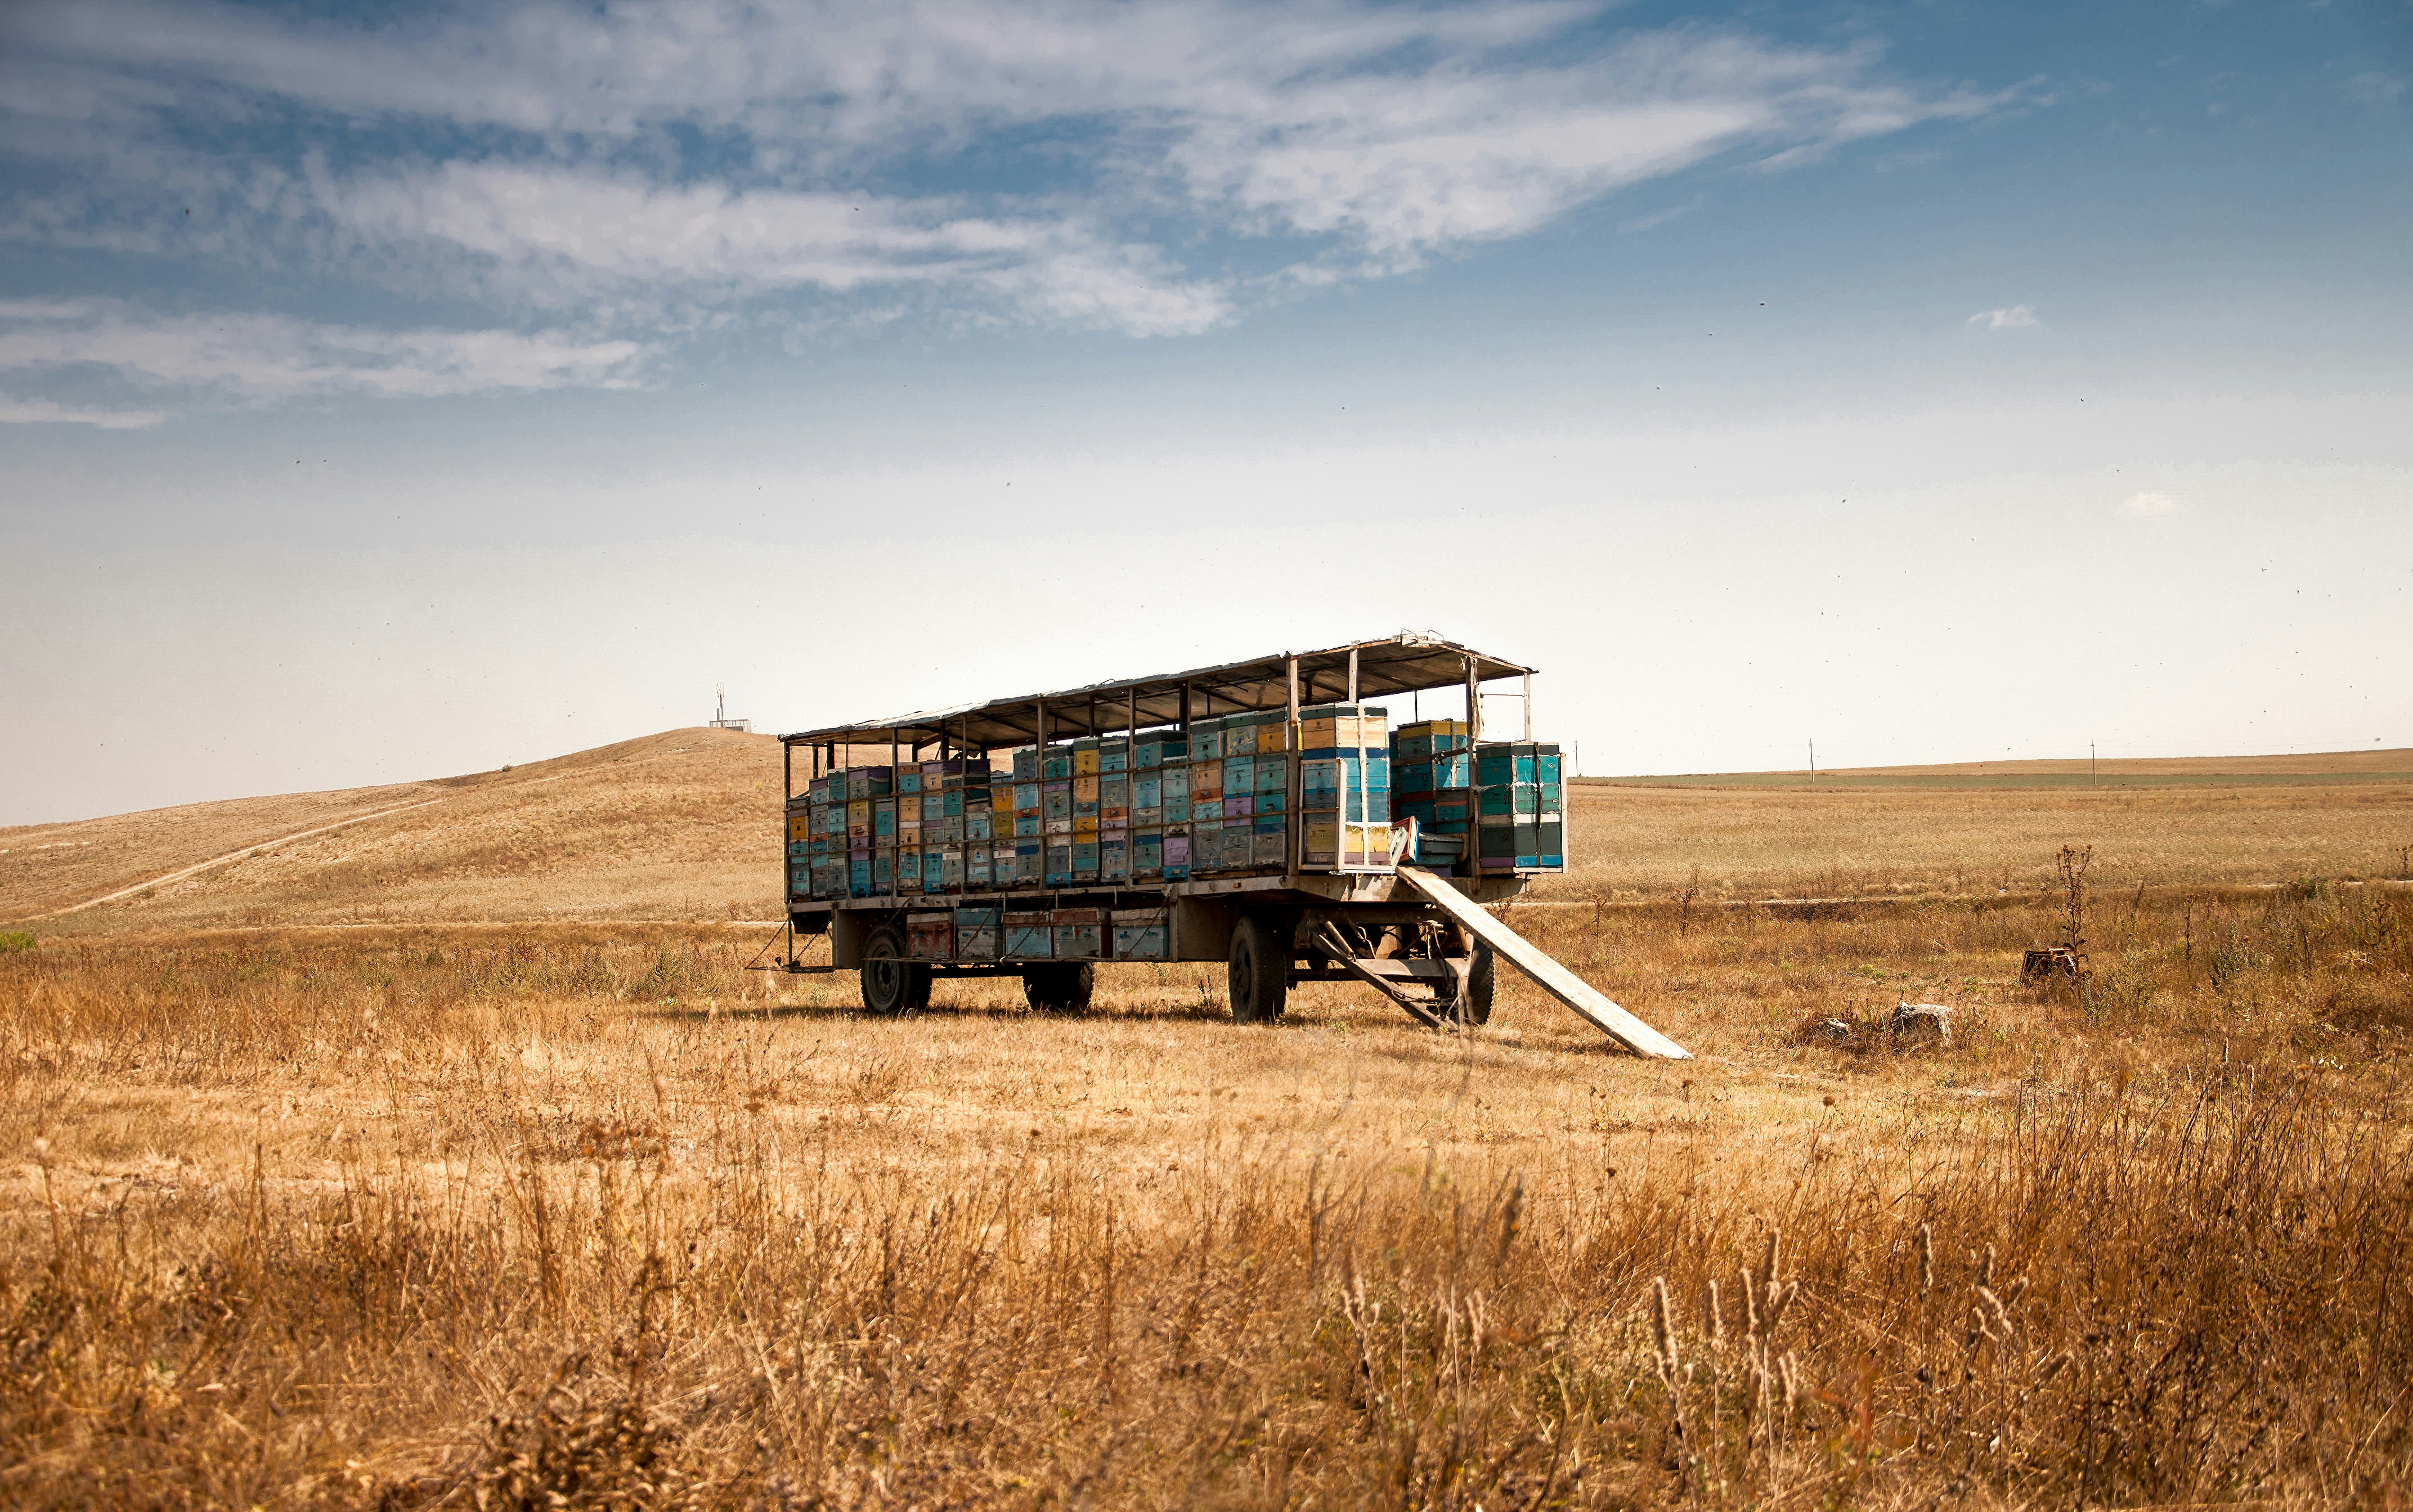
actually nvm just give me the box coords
[1394,866,1693,1059]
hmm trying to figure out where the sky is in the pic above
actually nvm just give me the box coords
[2,0,2409,825]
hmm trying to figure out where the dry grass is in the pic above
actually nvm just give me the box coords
[8,739,2413,1506]
[5,873,2411,1507]
[1548,781,2413,901]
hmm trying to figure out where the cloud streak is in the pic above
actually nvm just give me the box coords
[0,299,649,405]
[1968,304,2040,329]
[0,0,2031,407]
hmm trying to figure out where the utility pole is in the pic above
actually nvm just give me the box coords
[2092,742,2097,789]
[1809,739,1817,784]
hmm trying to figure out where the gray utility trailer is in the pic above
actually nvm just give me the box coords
[777,634,1688,1058]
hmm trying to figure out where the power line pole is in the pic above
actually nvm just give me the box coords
[2092,742,2097,789]
[1809,738,1816,784]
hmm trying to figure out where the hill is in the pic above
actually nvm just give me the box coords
[1592,747,2413,789]
[7,732,2409,937]
[0,727,780,934]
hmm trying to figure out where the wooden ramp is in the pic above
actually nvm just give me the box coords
[1394,866,1693,1060]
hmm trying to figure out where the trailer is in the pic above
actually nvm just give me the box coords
[777,634,1688,1058]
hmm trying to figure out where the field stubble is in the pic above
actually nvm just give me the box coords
[5,869,2412,1507]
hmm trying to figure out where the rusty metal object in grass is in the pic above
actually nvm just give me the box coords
[2020,945,2088,981]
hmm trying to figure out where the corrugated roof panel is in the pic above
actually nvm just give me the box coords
[778,633,1533,750]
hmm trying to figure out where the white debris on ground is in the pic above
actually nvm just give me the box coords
[1891,1002,1953,1042]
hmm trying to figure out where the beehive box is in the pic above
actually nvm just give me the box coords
[1052,908,1103,960]
[1302,818,1395,872]
[1004,911,1053,958]
[1393,719,1469,760]
[1251,814,1288,868]
[1161,827,1191,880]
[1111,908,1169,960]
[1299,704,1388,754]
[907,912,952,959]
[954,906,1002,959]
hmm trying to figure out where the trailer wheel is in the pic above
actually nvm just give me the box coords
[1455,943,1496,1026]
[1022,962,1095,1014]
[859,924,930,1016]
[1228,915,1290,1024]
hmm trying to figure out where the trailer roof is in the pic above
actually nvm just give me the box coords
[779,633,1535,752]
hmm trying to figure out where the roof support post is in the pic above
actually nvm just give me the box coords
[1464,655,1481,744]
[783,738,792,804]
[1126,687,1137,738]
[1523,672,1532,740]
[1285,654,1299,721]
[1035,699,1047,752]
[1179,682,1191,731]
[1347,648,1359,703]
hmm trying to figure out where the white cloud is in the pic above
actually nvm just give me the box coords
[8,0,2009,268]
[1967,304,2040,329]
[0,300,648,401]
[0,394,168,428]
[2120,491,2182,517]
[0,0,2029,397]
[329,163,1232,335]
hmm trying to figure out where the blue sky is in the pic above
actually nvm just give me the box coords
[3,0,2408,824]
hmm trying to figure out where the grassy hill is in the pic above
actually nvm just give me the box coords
[1,727,780,934]
[8,732,2410,938]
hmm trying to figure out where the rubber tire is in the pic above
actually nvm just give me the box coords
[1022,962,1095,1014]
[1455,943,1496,1026]
[1228,914,1290,1024]
[860,924,931,1016]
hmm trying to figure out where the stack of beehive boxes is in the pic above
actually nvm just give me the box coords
[793,706,1427,905]
[1474,742,1566,873]
[1185,711,1296,874]
[1299,703,1394,871]
[1391,719,1474,868]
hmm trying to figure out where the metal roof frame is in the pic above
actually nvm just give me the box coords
[779,632,1535,754]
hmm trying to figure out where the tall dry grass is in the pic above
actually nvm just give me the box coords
[3,889,2410,1507]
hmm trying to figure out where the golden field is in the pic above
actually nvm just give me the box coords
[3,734,2411,1508]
